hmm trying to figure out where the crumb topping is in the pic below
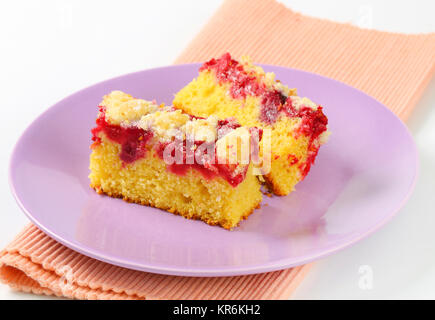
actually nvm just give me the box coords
[182,116,219,143]
[91,91,261,187]
[102,91,229,143]
[102,90,160,125]
[240,55,295,97]
[138,109,190,141]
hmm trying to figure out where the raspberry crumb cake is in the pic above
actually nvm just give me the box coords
[173,53,330,195]
[89,91,262,229]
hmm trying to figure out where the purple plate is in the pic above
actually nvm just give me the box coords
[9,64,418,277]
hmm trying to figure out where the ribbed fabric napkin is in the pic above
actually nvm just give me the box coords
[1,0,434,299]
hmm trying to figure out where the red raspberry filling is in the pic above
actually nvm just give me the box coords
[155,140,248,188]
[200,53,265,100]
[91,107,153,164]
[91,107,255,187]
[283,100,328,178]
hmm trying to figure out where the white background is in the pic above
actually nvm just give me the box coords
[1,0,434,299]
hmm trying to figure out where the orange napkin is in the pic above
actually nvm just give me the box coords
[1,0,434,299]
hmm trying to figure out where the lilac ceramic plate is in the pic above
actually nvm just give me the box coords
[9,64,418,276]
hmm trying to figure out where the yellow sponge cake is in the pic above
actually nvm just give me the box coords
[89,91,263,229]
[173,53,329,195]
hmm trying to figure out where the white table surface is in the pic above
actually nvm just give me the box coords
[1,0,434,299]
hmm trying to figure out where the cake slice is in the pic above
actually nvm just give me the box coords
[173,53,329,196]
[89,91,263,229]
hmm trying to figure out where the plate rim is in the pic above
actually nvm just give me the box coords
[8,63,419,277]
